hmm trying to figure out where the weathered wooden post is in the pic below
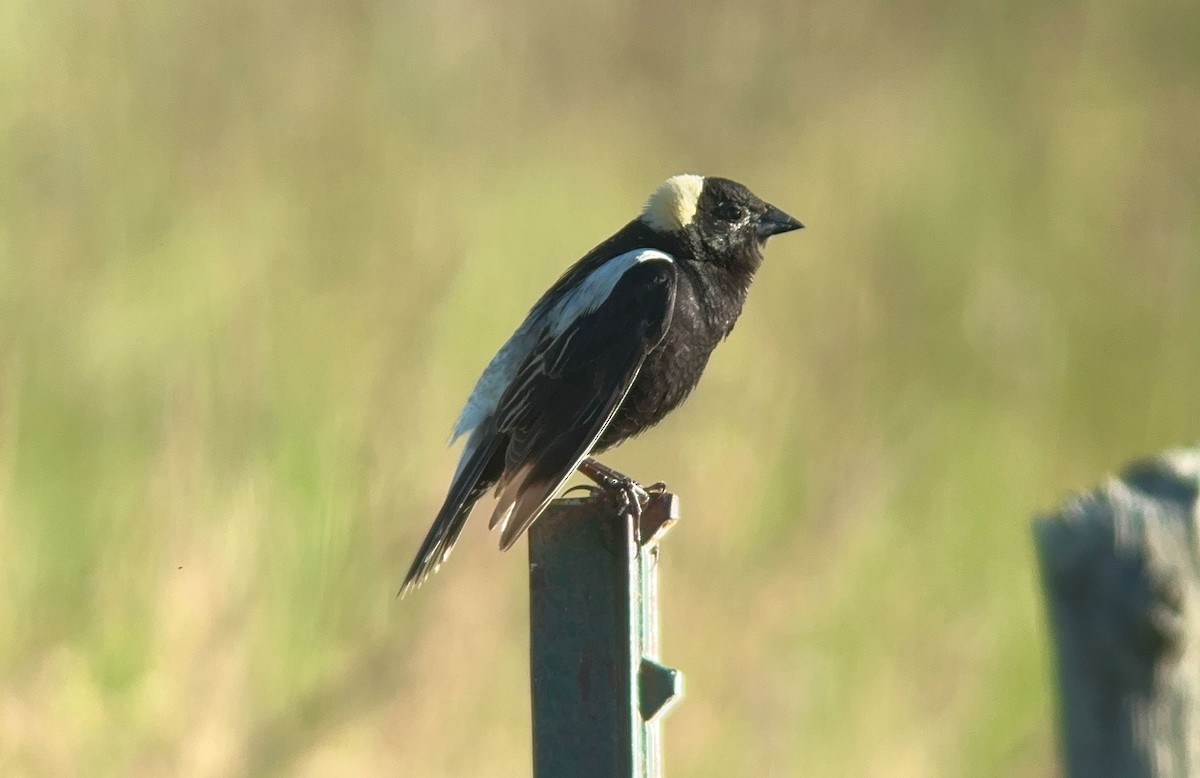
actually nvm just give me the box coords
[528,491,684,778]
[1034,448,1200,777]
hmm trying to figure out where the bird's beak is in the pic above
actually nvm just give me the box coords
[756,205,804,238]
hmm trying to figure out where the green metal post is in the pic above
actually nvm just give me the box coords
[528,492,684,778]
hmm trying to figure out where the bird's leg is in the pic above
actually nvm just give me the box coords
[577,457,655,543]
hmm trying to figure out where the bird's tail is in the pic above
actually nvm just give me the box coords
[398,485,485,597]
[399,426,500,597]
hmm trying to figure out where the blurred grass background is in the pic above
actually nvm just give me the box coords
[1,0,1198,774]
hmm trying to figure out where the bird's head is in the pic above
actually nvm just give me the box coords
[639,174,803,266]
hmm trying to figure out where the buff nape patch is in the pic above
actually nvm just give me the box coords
[640,174,704,232]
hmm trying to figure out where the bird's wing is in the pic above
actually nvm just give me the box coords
[488,252,677,549]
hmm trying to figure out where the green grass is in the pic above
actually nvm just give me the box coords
[2,0,1198,774]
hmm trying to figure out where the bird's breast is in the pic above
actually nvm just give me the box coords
[595,274,740,450]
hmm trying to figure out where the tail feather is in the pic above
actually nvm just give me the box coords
[398,488,484,597]
[399,425,500,597]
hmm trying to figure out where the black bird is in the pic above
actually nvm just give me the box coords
[401,175,802,595]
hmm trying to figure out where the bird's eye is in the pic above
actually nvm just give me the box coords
[714,203,744,223]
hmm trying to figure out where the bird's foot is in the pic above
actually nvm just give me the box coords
[577,458,660,545]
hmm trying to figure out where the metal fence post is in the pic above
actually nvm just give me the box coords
[528,491,684,778]
[1034,449,1200,777]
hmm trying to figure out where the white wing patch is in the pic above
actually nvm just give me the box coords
[640,174,704,232]
[449,320,539,443]
[450,248,674,443]
[544,249,674,336]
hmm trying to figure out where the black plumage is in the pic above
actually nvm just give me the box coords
[400,175,802,595]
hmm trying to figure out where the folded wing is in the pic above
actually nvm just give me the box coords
[489,254,676,549]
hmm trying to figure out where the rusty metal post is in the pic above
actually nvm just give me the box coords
[528,492,684,778]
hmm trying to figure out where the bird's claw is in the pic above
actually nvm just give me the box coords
[609,479,651,522]
[602,479,655,546]
[576,458,667,548]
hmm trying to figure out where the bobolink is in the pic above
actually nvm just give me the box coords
[401,175,802,595]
